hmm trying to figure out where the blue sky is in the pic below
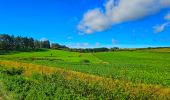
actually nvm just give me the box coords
[0,0,170,48]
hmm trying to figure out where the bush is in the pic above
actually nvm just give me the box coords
[3,67,24,76]
[80,59,90,63]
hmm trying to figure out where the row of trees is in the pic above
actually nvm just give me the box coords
[0,34,68,51]
[0,34,122,52]
[0,34,121,52]
[69,48,110,53]
[68,47,120,53]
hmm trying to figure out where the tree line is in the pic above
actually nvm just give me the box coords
[0,34,68,51]
[0,34,121,53]
[2,34,165,53]
[0,34,121,52]
[68,47,119,53]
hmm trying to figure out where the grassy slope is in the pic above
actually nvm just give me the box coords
[0,48,170,87]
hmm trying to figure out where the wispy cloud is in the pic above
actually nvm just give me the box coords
[78,0,170,34]
[153,13,170,33]
[153,22,170,33]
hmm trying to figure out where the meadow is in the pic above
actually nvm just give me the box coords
[0,48,170,99]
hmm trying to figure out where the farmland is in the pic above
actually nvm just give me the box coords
[0,48,170,99]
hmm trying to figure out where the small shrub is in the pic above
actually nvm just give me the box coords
[3,67,24,76]
[81,59,90,63]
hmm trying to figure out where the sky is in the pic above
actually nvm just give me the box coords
[0,0,170,48]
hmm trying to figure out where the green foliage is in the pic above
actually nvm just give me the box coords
[1,71,162,100]
[1,48,170,99]
[0,34,69,51]
[0,34,35,50]
[1,71,113,99]
[2,67,24,76]
[80,59,90,64]
[69,47,110,53]
[40,40,50,49]
[51,43,68,50]
[1,49,170,86]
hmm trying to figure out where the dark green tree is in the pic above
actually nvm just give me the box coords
[40,40,50,48]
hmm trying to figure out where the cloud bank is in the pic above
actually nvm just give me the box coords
[78,0,170,34]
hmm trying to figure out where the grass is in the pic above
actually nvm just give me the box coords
[0,61,170,99]
[1,49,170,86]
[0,48,170,99]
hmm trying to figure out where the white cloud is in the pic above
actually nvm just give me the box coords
[153,22,170,33]
[78,0,170,34]
[164,13,170,21]
[78,8,111,34]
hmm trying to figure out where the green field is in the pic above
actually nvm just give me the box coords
[1,48,170,99]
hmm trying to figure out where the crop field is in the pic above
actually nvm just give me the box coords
[0,48,170,99]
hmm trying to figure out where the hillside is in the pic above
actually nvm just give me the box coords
[0,48,170,99]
